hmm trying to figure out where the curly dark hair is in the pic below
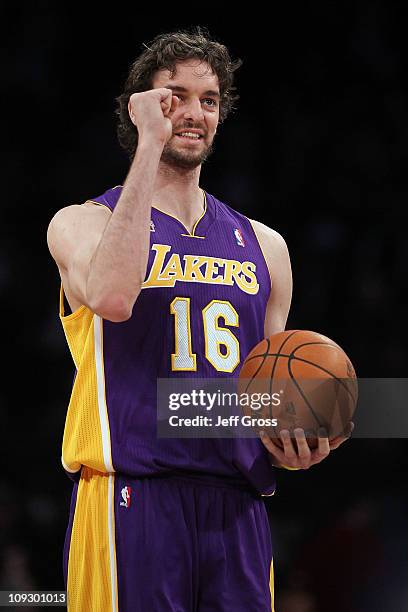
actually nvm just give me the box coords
[115,26,242,160]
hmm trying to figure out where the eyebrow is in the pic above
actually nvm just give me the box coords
[164,85,220,98]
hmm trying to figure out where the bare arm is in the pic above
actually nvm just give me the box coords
[249,218,293,337]
[250,218,353,468]
[47,88,179,322]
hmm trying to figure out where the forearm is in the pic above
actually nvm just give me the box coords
[86,139,163,317]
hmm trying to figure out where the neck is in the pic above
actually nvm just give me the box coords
[152,162,204,233]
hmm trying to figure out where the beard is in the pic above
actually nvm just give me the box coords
[160,136,215,170]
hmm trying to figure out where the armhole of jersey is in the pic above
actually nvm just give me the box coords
[245,216,272,295]
[59,283,88,321]
[83,200,113,213]
[59,282,67,317]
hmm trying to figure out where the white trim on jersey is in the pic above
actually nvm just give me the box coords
[61,456,80,473]
[94,315,115,473]
[108,474,118,612]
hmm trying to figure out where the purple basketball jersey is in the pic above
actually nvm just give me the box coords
[61,185,276,495]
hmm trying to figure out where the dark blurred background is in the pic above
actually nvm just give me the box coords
[1,2,407,611]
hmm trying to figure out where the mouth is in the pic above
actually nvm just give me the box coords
[175,131,204,143]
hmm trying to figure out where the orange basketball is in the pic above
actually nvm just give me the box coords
[238,330,358,449]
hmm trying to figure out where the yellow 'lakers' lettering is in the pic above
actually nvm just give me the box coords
[161,253,184,280]
[143,244,174,287]
[142,244,259,295]
[239,262,258,293]
[183,256,207,282]
[203,258,224,284]
[224,260,241,286]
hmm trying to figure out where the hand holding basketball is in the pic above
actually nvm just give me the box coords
[238,329,357,468]
[259,422,354,470]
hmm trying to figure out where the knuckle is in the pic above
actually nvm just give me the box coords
[159,87,172,97]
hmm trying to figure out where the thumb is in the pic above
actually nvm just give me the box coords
[170,94,180,111]
[162,94,180,117]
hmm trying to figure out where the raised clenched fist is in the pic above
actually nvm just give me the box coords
[128,88,180,146]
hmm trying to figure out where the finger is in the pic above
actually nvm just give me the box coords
[161,95,179,117]
[157,88,173,115]
[280,429,299,462]
[157,87,174,101]
[160,99,172,115]
[339,421,354,437]
[329,424,352,446]
[293,428,312,468]
[259,431,287,464]
[169,95,180,115]
[329,421,354,450]
[329,436,351,450]
[311,428,330,464]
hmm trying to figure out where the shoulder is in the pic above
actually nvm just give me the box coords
[47,202,111,267]
[248,219,292,303]
[210,193,290,261]
[247,218,290,260]
[47,202,111,242]
[48,184,121,231]
[49,201,111,224]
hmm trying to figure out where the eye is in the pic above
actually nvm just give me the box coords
[202,98,217,108]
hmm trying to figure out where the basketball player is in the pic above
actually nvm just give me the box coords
[47,28,352,612]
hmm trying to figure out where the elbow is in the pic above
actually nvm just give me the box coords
[90,293,135,322]
[105,309,133,323]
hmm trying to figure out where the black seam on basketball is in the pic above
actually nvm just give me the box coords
[243,338,341,366]
[270,331,302,380]
[242,332,301,416]
[288,355,324,428]
[268,352,280,421]
[258,352,357,404]
[243,338,270,394]
[268,331,301,420]
[244,352,286,362]
[242,331,304,366]
[291,341,341,351]
[291,343,357,400]
[290,356,357,403]
[242,333,300,416]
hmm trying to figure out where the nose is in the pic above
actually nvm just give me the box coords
[183,97,204,122]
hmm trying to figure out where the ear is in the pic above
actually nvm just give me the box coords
[128,100,136,126]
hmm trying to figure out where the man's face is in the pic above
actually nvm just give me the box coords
[152,59,220,170]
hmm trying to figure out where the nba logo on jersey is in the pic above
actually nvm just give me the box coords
[234,228,245,247]
[150,220,155,232]
[120,486,132,508]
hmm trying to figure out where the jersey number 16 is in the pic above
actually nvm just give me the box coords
[170,297,240,373]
